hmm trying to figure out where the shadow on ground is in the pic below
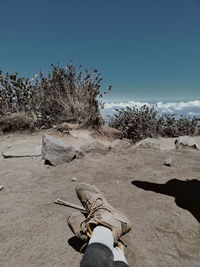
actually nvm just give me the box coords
[132,179,200,223]
[68,236,87,253]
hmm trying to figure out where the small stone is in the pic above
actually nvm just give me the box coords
[164,158,173,167]
[71,177,78,182]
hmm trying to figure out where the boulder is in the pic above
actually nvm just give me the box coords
[134,138,160,150]
[111,139,132,153]
[42,134,77,165]
[79,142,110,156]
[175,136,200,150]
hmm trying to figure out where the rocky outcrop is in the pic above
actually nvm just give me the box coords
[175,136,200,150]
[134,138,160,150]
[78,142,110,156]
[110,139,132,153]
[42,134,77,165]
[99,126,123,139]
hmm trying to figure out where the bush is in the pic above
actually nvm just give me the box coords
[0,71,34,116]
[0,64,111,130]
[109,105,200,143]
[37,64,110,128]
[157,114,199,137]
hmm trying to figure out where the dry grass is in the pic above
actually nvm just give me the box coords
[0,113,34,133]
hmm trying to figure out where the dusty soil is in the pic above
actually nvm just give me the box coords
[0,131,200,267]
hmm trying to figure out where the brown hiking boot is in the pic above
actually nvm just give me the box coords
[67,212,89,242]
[75,183,132,242]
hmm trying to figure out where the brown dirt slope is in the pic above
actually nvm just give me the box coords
[0,132,200,267]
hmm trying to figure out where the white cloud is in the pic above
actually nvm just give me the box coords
[188,112,200,116]
[104,101,149,109]
[156,100,200,111]
[104,100,200,110]
[103,100,200,117]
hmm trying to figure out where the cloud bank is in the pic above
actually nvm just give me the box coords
[102,100,200,118]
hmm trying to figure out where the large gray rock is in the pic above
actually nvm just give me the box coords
[42,134,77,165]
[135,138,160,150]
[79,142,110,156]
[175,136,200,150]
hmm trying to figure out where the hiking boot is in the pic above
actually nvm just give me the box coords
[75,183,132,242]
[67,212,89,242]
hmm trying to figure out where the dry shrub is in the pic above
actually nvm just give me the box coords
[109,105,158,143]
[157,113,200,137]
[0,64,111,130]
[37,64,110,128]
[109,105,200,143]
[0,113,34,133]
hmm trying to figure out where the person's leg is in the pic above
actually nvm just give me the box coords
[88,226,129,266]
[67,183,132,267]
[112,247,129,267]
[80,226,114,267]
[80,226,129,267]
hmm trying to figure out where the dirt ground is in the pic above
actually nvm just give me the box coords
[0,131,200,267]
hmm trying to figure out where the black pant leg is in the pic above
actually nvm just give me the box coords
[80,243,113,267]
[113,261,129,267]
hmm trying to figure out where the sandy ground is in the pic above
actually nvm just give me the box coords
[0,131,200,267]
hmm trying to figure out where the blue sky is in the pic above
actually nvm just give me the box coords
[0,0,200,102]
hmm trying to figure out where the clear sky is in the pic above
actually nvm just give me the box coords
[0,0,200,102]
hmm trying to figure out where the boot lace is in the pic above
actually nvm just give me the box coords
[80,197,111,234]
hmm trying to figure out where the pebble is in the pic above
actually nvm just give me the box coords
[71,177,78,182]
[164,158,173,167]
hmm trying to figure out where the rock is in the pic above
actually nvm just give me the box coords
[55,123,71,134]
[111,139,132,153]
[79,142,110,156]
[71,177,78,182]
[99,126,123,139]
[42,134,77,165]
[56,127,70,134]
[2,145,41,158]
[175,136,200,150]
[164,158,173,167]
[135,138,160,150]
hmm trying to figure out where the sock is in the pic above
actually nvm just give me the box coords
[112,247,128,264]
[88,225,114,251]
[88,226,128,264]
